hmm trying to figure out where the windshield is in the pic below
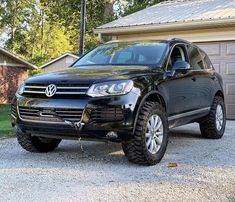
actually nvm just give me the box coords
[73,41,167,68]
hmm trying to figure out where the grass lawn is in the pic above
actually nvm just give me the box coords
[0,104,15,137]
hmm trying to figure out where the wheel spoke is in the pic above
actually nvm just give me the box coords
[156,119,162,130]
[152,140,157,152]
[156,131,163,136]
[146,132,151,138]
[146,137,152,147]
[150,140,154,152]
[154,116,159,127]
[154,136,162,145]
[150,116,155,129]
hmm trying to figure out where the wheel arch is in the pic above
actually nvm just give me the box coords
[133,91,167,134]
[215,90,224,100]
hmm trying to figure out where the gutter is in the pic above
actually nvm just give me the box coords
[94,18,235,35]
[0,47,37,70]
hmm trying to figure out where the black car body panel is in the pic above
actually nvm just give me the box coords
[11,39,224,142]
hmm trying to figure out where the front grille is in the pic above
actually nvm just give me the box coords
[90,108,124,123]
[19,106,83,123]
[23,83,90,97]
[11,104,17,117]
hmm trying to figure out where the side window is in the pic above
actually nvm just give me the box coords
[167,45,186,70]
[200,50,213,69]
[188,46,204,70]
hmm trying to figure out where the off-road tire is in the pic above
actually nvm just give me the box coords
[122,102,169,165]
[16,128,61,152]
[199,96,226,139]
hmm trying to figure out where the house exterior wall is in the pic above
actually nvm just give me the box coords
[43,56,77,73]
[112,27,235,43]
[0,65,28,103]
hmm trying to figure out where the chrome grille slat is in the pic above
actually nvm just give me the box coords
[11,104,17,117]
[25,86,46,89]
[18,106,84,123]
[57,87,89,89]
[24,90,45,94]
[20,111,39,116]
[23,83,90,97]
[56,92,86,95]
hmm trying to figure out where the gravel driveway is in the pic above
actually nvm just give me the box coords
[0,121,234,202]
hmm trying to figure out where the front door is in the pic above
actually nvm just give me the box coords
[161,44,197,117]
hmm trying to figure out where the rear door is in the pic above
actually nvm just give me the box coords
[186,45,214,110]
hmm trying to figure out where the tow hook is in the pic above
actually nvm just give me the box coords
[64,120,84,131]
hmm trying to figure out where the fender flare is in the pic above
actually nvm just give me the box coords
[132,90,167,134]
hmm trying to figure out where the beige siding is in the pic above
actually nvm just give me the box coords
[0,52,26,67]
[114,27,235,43]
[43,56,77,73]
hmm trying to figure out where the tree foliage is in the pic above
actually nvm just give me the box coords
[0,0,165,66]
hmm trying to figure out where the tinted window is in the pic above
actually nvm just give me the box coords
[72,42,167,68]
[168,46,187,70]
[188,46,204,70]
[200,50,213,69]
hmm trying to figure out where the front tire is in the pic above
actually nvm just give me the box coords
[122,102,169,165]
[199,96,226,139]
[16,128,61,152]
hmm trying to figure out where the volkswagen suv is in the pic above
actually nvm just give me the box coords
[11,38,226,165]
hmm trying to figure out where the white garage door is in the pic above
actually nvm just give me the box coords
[197,41,235,119]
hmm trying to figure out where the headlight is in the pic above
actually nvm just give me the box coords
[17,82,25,95]
[87,80,133,97]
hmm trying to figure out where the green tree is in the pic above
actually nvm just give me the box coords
[0,0,36,52]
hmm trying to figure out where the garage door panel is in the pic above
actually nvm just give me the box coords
[225,83,235,95]
[197,41,235,119]
[225,104,235,119]
[197,44,221,56]
[226,63,235,74]
[212,63,220,73]
[226,42,235,55]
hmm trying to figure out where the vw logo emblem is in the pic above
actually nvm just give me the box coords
[45,84,57,97]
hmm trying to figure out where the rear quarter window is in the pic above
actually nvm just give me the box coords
[199,50,213,69]
[188,45,204,70]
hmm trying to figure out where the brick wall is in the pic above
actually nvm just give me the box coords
[0,65,28,103]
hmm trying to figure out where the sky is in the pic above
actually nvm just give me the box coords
[0,33,7,47]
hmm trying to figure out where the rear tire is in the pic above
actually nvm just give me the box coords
[16,128,61,152]
[122,102,169,165]
[199,96,226,139]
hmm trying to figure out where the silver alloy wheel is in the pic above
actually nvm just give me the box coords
[216,104,224,131]
[145,115,163,154]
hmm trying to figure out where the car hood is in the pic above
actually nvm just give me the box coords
[26,65,157,85]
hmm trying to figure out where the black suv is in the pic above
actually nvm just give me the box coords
[11,38,226,165]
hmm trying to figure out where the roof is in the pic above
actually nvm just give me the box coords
[0,47,37,70]
[95,0,235,34]
[40,53,80,69]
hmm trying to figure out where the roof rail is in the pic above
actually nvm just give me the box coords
[168,37,190,43]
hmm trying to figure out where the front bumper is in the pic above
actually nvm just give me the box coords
[11,91,140,141]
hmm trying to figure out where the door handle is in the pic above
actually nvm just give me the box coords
[191,77,197,82]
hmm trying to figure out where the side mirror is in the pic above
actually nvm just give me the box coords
[172,61,190,71]
[164,61,190,79]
